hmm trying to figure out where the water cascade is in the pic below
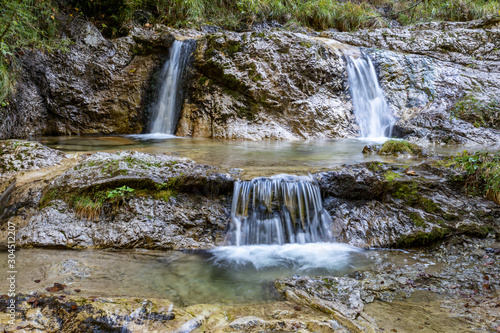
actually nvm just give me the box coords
[227,175,333,246]
[149,40,193,135]
[347,55,395,140]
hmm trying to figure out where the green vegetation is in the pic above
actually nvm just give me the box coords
[408,212,426,228]
[384,170,401,181]
[379,139,424,156]
[396,227,450,248]
[65,0,500,33]
[1,0,499,103]
[392,182,440,214]
[0,0,70,105]
[453,150,500,205]
[451,95,500,129]
[41,181,177,220]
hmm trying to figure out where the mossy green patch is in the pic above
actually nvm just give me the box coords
[384,170,401,182]
[451,94,499,130]
[198,76,209,85]
[379,139,424,156]
[457,224,495,238]
[396,227,450,248]
[408,212,427,228]
[392,182,440,214]
[41,177,180,220]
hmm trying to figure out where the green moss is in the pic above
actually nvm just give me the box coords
[225,41,242,56]
[154,189,176,202]
[299,41,313,48]
[457,224,495,238]
[40,175,184,220]
[198,76,209,85]
[420,197,439,213]
[392,182,440,214]
[408,212,427,228]
[384,170,401,182]
[396,227,450,248]
[367,162,383,172]
[379,139,424,156]
[251,73,262,82]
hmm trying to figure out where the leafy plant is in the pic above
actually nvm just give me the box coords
[0,0,69,104]
[106,185,135,199]
[453,150,500,205]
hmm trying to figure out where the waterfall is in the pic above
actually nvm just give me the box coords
[347,54,395,140]
[228,175,333,246]
[149,40,193,135]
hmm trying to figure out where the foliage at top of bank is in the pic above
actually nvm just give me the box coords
[1,0,499,105]
[66,0,500,35]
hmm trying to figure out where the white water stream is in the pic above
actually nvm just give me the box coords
[347,55,395,141]
[149,40,192,135]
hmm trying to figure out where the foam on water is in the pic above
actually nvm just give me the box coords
[210,243,362,271]
[126,133,179,140]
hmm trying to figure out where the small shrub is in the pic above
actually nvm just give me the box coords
[453,150,500,205]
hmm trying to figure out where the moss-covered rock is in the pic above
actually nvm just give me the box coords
[378,139,426,157]
[0,140,68,176]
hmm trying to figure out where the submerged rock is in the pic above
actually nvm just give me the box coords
[275,237,500,332]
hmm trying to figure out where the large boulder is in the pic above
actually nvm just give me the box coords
[318,161,500,248]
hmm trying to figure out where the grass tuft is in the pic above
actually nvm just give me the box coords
[453,150,500,205]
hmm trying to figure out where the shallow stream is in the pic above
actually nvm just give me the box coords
[34,135,494,178]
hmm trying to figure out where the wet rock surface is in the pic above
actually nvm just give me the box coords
[2,142,498,250]
[0,17,181,139]
[1,150,233,250]
[177,30,357,140]
[324,18,500,144]
[276,237,500,332]
[0,295,347,333]
[318,161,500,248]
[0,140,68,177]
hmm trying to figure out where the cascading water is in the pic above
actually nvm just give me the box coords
[347,54,395,140]
[149,40,193,135]
[210,174,361,272]
[227,174,333,246]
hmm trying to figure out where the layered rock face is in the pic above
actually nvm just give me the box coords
[1,141,498,250]
[0,17,181,139]
[177,31,357,140]
[324,18,500,144]
[0,142,233,250]
[318,162,500,248]
[2,17,499,142]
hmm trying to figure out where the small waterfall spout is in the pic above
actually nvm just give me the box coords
[228,175,333,246]
[347,54,394,140]
[149,40,193,135]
